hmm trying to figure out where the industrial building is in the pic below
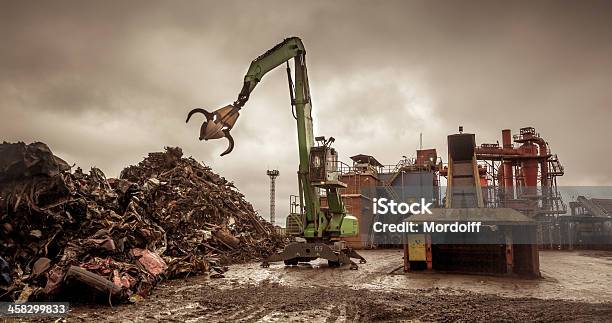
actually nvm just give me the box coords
[295,125,608,276]
[403,129,540,277]
[313,127,577,276]
[560,196,612,250]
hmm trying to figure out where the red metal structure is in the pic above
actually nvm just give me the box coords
[472,127,566,247]
[474,127,565,218]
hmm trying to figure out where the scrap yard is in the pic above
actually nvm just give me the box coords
[1,116,611,322]
[2,2,612,322]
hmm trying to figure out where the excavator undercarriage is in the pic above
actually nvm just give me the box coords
[261,241,366,269]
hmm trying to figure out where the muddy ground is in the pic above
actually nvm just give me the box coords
[10,250,612,322]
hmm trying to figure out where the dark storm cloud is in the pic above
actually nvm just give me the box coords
[1,1,611,218]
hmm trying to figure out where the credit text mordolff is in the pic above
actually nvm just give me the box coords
[372,221,482,233]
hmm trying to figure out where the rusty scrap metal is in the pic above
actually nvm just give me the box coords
[0,143,284,303]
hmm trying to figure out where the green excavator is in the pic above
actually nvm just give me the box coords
[186,37,366,269]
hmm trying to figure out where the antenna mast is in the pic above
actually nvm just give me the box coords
[266,169,280,225]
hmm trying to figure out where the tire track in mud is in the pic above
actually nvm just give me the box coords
[225,303,273,322]
[325,304,341,322]
[345,301,362,322]
[64,250,612,322]
[67,282,612,323]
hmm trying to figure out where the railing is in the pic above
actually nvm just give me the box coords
[326,160,352,183]
[480,143,501,149]
[289,194,303,215]
[335,160,353,176]
[381,182,400,201]
[548,154,564,176]
[511,186,568,215]
[379,158,414,174]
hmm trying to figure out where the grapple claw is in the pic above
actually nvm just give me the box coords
[220,130,234,156]
[185,108,212,124]
[186,104,241,156]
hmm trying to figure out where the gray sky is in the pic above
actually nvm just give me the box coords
[2,1,611,220]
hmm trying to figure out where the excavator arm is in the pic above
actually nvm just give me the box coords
[186,37,308,156]
[187,37,325,236]
[239,37,307,105]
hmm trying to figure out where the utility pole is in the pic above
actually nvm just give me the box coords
[266,169,280,226]
[420,132,423,150]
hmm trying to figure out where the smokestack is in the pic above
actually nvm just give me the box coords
[502,129,512,149]
[501,129,514,198]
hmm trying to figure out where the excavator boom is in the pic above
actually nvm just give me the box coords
[186,37,319,231]
[186,37,308,155]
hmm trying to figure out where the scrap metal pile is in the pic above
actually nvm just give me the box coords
[0,142,284,303]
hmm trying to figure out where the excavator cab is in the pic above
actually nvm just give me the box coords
[309,136,339,183]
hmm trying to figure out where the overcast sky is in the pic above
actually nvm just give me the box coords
[2,1,611,221]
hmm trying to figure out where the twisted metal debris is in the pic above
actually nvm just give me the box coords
[0,142,284,303]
